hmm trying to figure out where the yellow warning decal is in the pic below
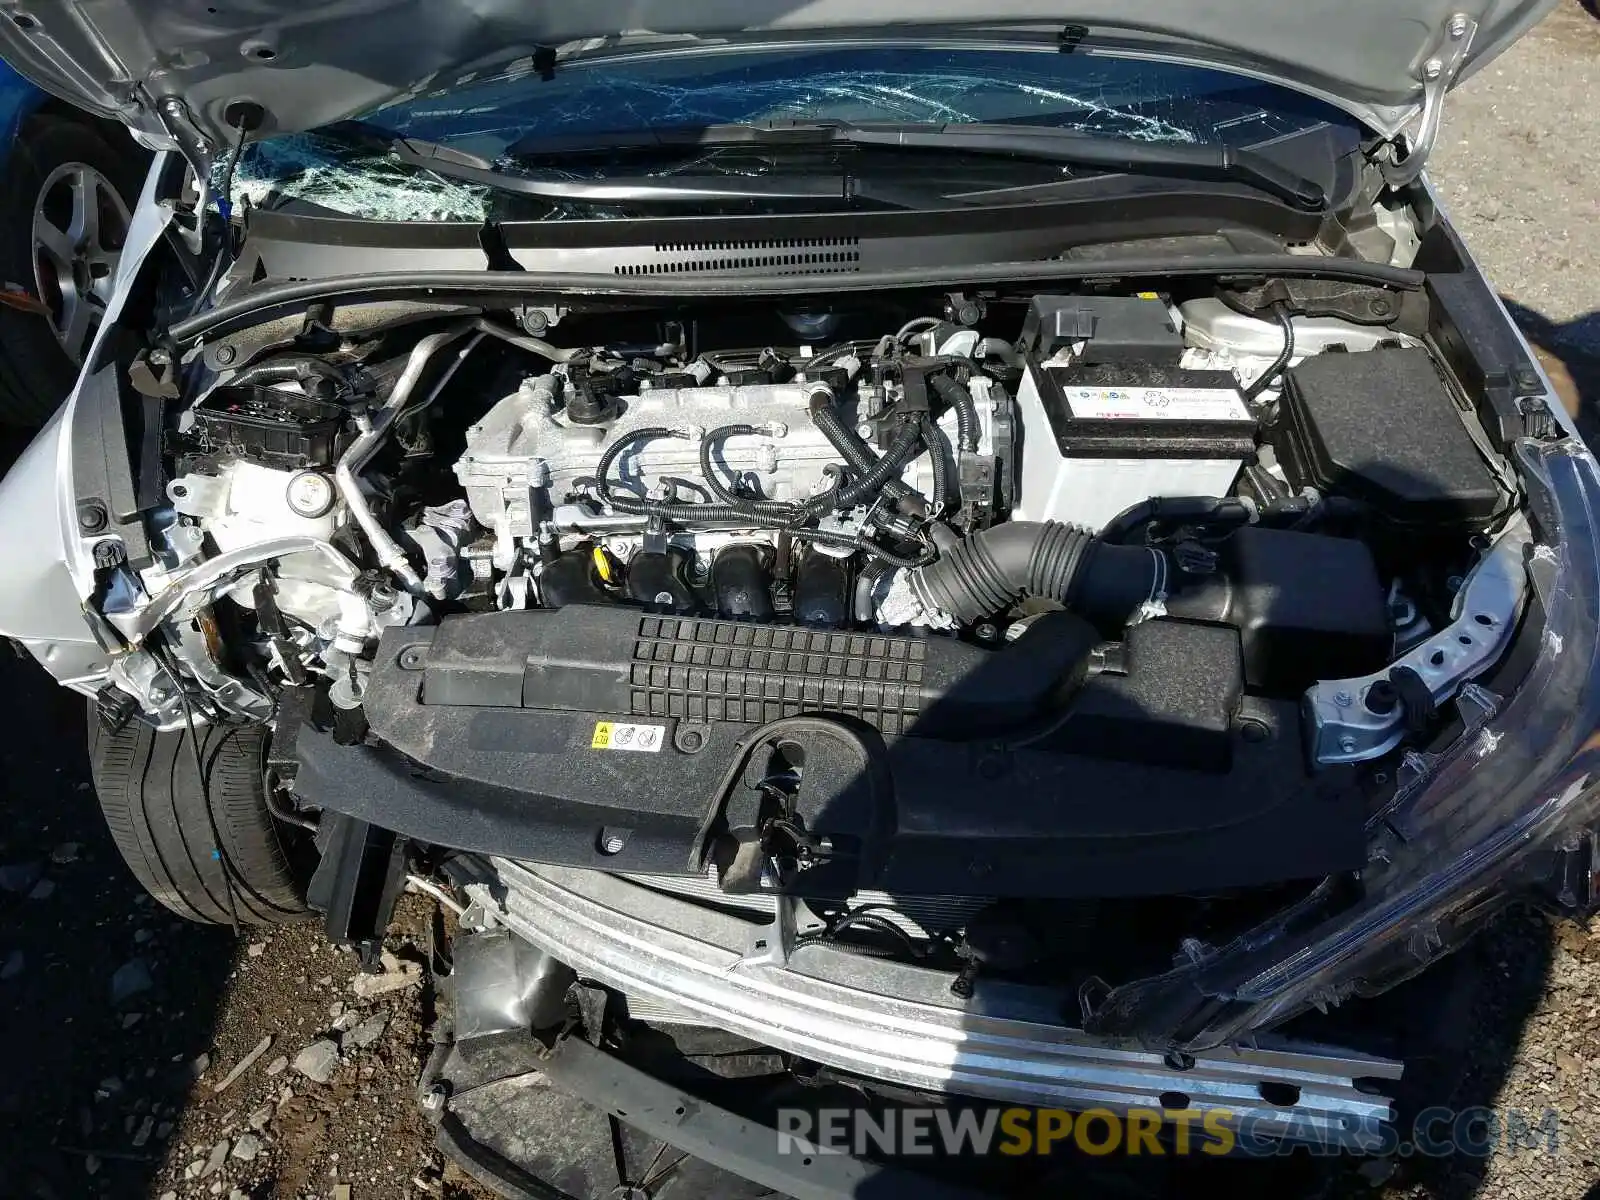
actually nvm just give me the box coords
[590,721,665,752]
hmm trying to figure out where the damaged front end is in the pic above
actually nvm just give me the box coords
[0,19,1594,1193]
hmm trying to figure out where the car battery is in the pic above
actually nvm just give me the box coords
[1013,354,1258,530]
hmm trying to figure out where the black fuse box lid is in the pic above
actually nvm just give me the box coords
[1277,346,1502,529]
[1026,357,1258,459]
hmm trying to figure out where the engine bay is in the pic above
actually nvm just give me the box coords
[111,278,1527,898]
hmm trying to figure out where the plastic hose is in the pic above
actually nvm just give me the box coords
[796,527,934,569]
[598,427,836,528]
[928,374,980,453]
[595,422,928,567]
[225,354,349,395]
[854,559,893,623]
[921,415,951,517]
[1098,496,1253,545]
[910,521,1166,625]
[698,424,819,521]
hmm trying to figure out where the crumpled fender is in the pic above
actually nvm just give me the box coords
[0,151,174,692]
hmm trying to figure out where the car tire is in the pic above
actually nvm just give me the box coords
[0,115,143,427]
[88,710,312,926]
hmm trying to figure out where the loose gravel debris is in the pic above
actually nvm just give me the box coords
[201,1138,229,1177]
[0,860,43,894]
[134,897,494,1199]
[347,1010,390,1050]
[351,952,424,999]
[109,956,154,1005]
[290,1038,341,1085]
[212,1033,273,1093]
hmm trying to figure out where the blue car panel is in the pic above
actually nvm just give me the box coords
[0,56,47,169]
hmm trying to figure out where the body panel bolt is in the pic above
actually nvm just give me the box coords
[213,344,237,365]
[77,503,107,533]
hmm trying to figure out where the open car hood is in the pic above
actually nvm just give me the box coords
[0,0,1554,173]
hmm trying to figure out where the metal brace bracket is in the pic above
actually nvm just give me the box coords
[1305,517,1529,765]
[734,893,827,970]
[1380,13,1478,188]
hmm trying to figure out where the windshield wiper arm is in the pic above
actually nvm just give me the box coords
[820,122,1326,210]
[391,136,857,204]
[501,120,1327,211]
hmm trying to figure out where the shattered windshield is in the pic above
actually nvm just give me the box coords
[231,45,1355,222]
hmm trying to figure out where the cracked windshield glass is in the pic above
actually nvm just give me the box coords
[228,44,1352,221]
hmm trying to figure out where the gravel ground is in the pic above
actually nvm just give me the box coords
[134,897,494,1200]
[1432,0,1600,423]
[1433,2,1600,334]
[0,9,1597,1200]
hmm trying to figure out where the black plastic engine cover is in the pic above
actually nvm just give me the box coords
[293,607,1368,899]
[1041,618,1243,771]
[420,604,1096,739]
[1168,526,1393,694]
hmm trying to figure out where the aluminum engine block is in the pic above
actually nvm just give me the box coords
[457,375,841,551]
[455,373,995,566]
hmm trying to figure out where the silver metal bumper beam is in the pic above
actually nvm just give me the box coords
[469,860,1399,1138]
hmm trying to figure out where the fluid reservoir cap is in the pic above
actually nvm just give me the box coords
[285,470,336,518]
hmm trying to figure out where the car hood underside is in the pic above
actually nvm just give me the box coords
[0,0,1555,155]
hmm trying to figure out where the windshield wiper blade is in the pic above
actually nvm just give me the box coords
[501,120,1328,212]
[841,123,1326,210]
[391,136,857,204]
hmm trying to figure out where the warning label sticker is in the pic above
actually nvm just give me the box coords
[590,721,666,752]
[1064,386,1251,422]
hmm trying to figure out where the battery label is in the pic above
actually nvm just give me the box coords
[590,721,665,752]
[1063,386,1251,422]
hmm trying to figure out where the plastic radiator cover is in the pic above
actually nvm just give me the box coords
[295,605,1368,898]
